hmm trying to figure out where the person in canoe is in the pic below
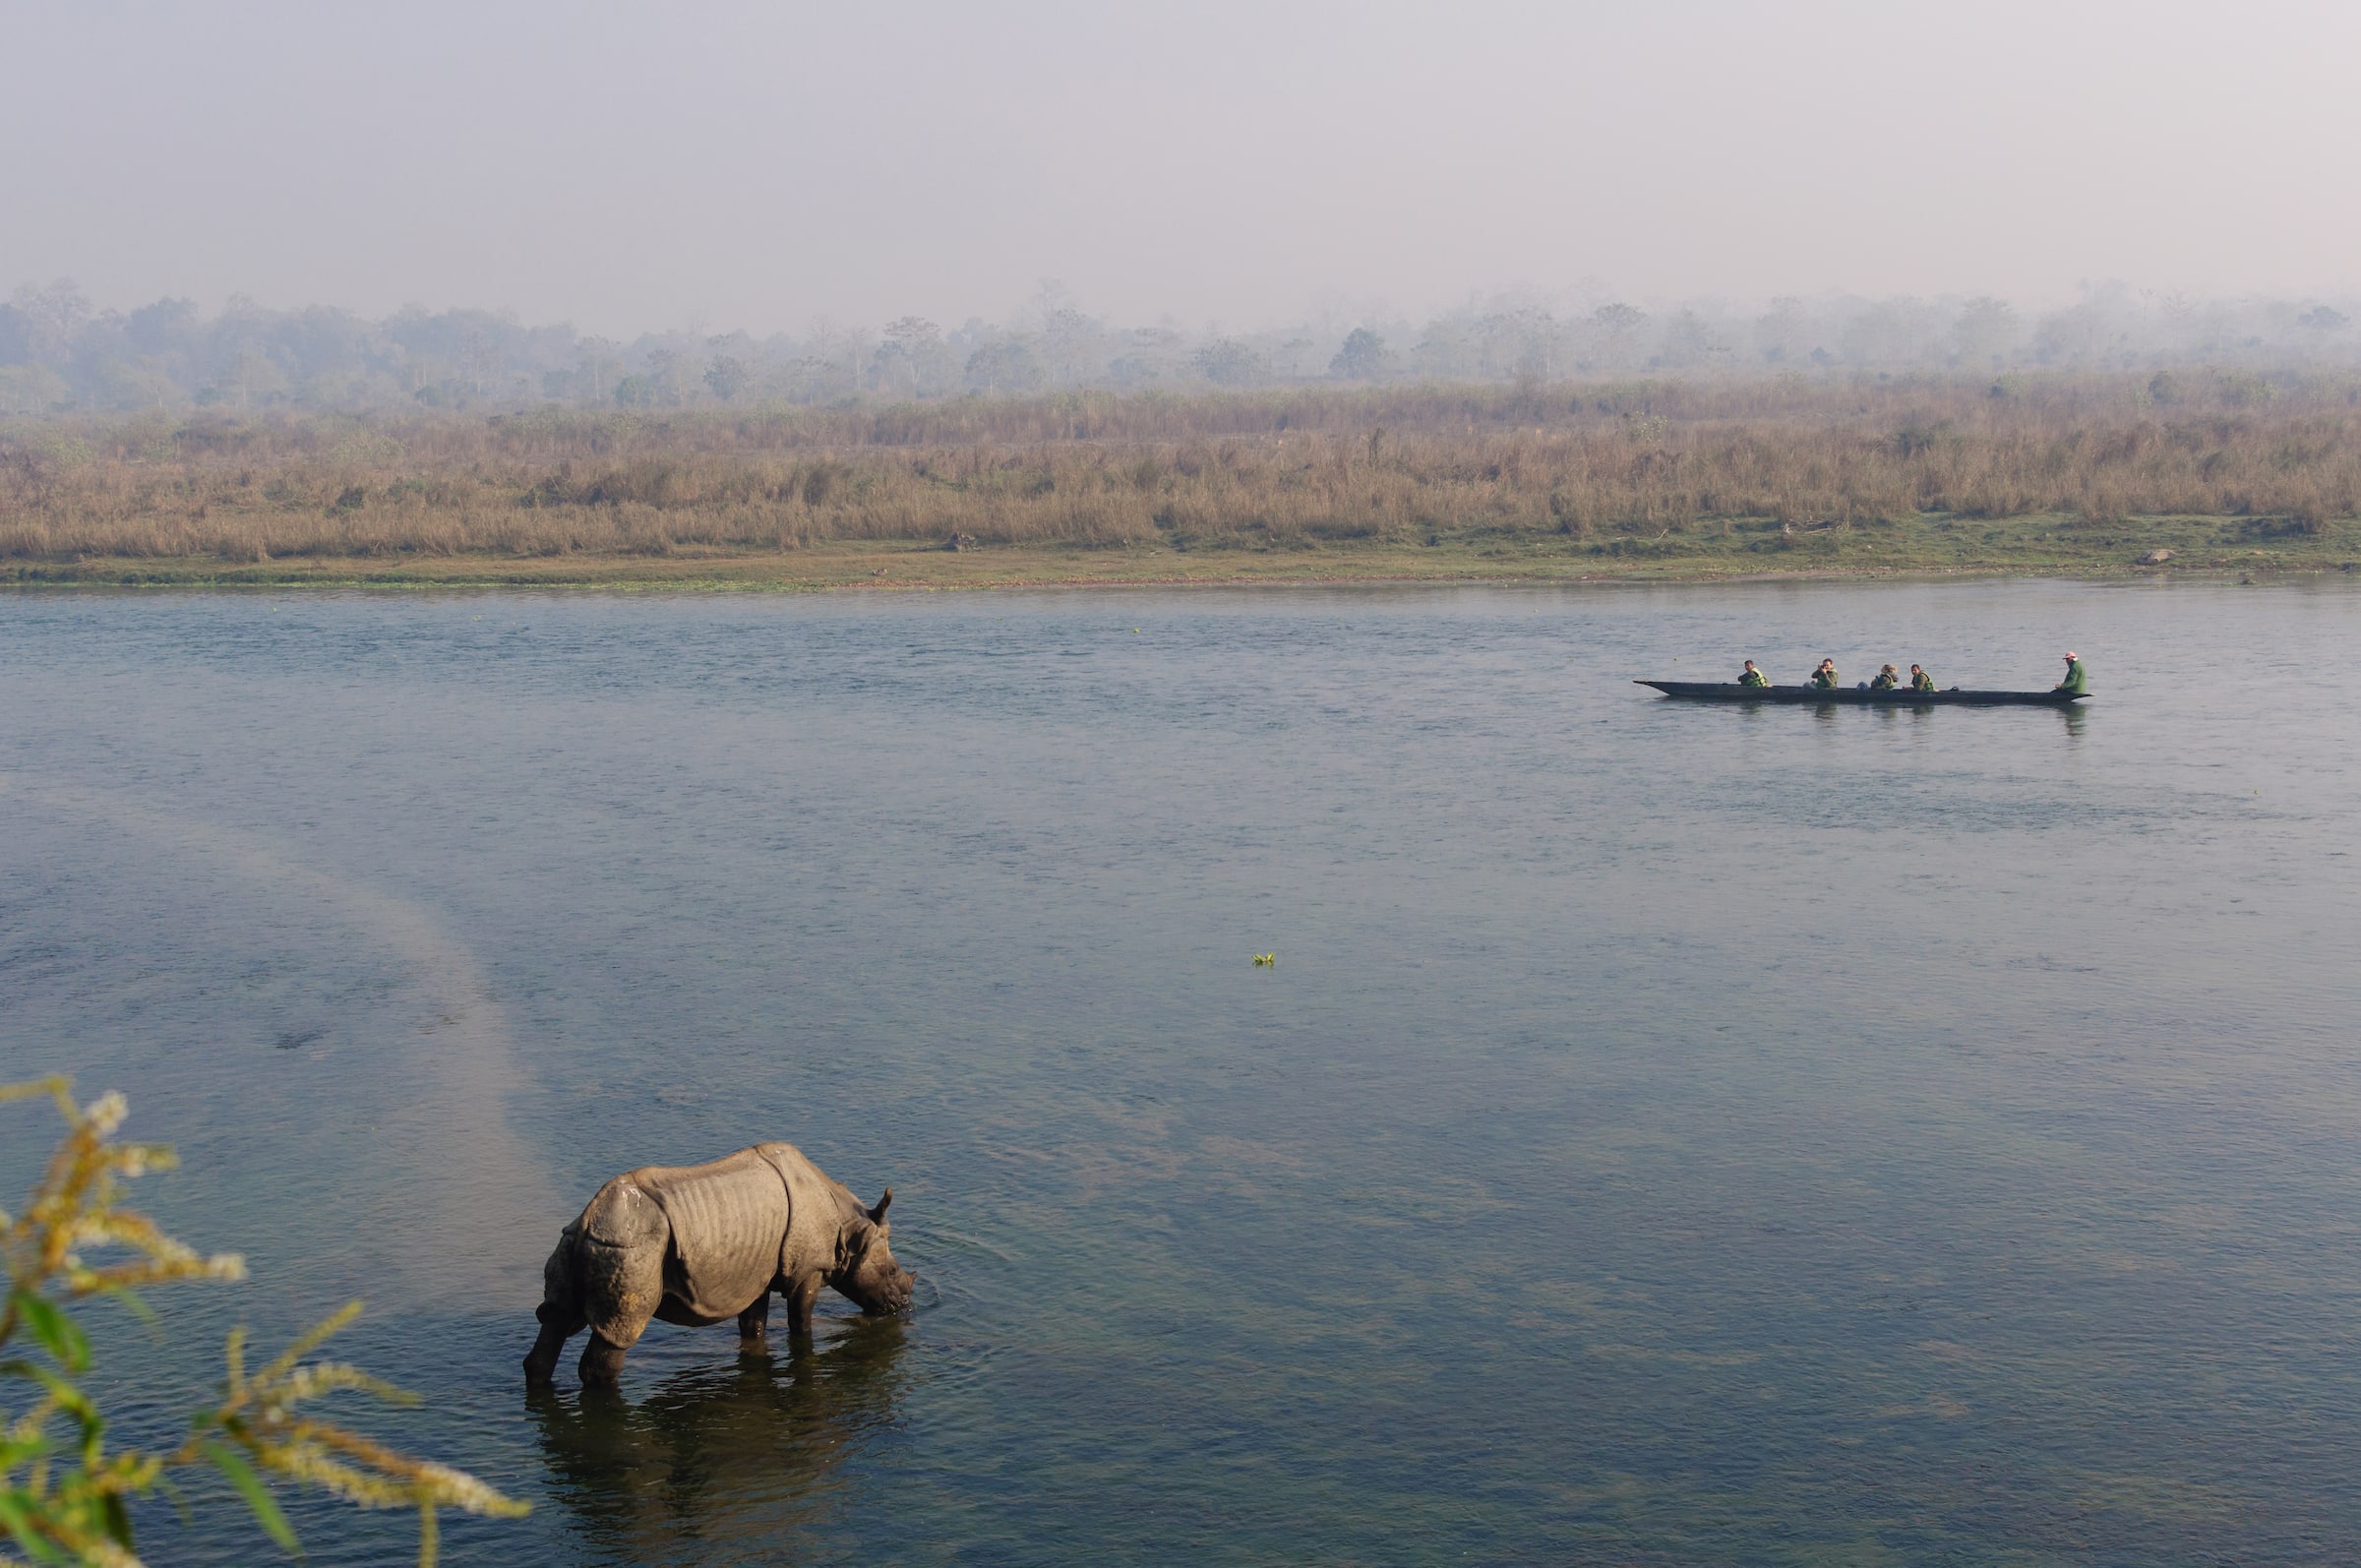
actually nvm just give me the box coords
[1738,660,1770,687]
[1909,663,1938,693]
[1870,663,1901,690]
[1809,659,1840,689]
[2054,651,2089,694]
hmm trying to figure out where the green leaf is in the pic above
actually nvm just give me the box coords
[8,1293,89,1374]
[0,1488,73,1563]
[99,1491,135,1547]
[88,1283,159,1330]
[201,1439,301,1556]
[0,1434,54,1468]
[19,1364,98,1428]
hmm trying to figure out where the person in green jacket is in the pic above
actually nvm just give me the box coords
[1738,659,1770,687]
[1870,663,1900,690]
[1809,658,1840,689]
[2054,651,2089,694]
[1909,664,1938,693]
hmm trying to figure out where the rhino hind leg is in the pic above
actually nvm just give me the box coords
[523,1299,583,1384]
[566,1178,670,1384]
[573,1242,661,1383]
[578,1332,631,1384]
[738,1291,770,1342]
[524,1229,588,1385]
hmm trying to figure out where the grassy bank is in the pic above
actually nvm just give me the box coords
[10,513,2356,590]
[6,372,2358,587]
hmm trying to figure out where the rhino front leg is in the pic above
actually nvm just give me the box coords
[738,1291,770,1343]
[786,1274,822,1338]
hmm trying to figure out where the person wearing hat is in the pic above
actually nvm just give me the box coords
[2054,651,2089,694]
[1737,659,1771,688]
[1869,663,1901,690]
[1909,663,1938,693]
[1809,658,1840,690]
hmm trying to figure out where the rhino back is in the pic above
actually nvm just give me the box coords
[637,1150,792,1321]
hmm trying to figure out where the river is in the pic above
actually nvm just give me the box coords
[4,579,2358,1564]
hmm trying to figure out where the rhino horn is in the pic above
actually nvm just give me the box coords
[869,1187,893,1224]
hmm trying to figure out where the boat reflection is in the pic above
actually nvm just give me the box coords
[527,1318,908,1564]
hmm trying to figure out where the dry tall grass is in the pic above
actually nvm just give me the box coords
[4,372,2357,563]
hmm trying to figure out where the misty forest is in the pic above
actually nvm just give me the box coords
[5,278,2359,415]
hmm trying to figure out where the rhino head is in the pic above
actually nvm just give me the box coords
[828,1188,915,1316]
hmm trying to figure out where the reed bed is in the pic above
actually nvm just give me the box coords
[4,372,2357,565]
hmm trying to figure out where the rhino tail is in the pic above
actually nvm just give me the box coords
[575,1176,669,1350]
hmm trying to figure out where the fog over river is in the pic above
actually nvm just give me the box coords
[5,580,2358,1564]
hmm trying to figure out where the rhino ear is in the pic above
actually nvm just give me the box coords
[868,1187,892,1225]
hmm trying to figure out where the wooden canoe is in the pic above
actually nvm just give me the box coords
[1636,680,2089,707]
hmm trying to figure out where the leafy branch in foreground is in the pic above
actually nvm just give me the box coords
[1,1075,527,1566]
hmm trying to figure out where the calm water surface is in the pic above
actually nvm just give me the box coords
[4,580,2358,1565]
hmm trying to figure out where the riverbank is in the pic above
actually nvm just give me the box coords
[6,513,2356,589]
[9,375,2358,586]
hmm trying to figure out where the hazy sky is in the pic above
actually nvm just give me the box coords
[8,0,2359,334]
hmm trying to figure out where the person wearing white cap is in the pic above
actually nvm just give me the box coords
[2053,651,2089,695]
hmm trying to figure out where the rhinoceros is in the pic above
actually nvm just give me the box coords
[524,1142,914,1384]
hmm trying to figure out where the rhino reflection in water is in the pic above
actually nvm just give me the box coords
[528,1320,908,1563]
[525,1142,914,1385]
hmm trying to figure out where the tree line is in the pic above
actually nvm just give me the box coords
[2,276,2355,418]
